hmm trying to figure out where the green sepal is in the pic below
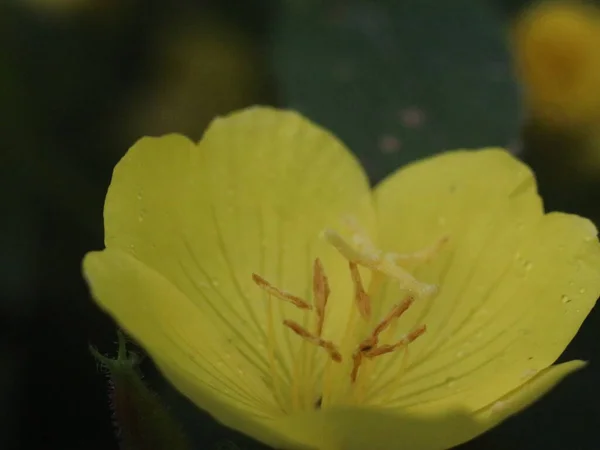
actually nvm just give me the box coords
[90,331,191,450]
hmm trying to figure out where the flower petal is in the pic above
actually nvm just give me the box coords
[88,107,375,420]
[269,361,585,450]
[474,360,586,427]
[369,149,600,414]
[273,406,481,450]
[84,249,307,450]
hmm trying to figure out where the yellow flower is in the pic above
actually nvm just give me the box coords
[512,0,600,128]
[83,107,600,450]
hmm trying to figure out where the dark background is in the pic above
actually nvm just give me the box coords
[1,1,598,449]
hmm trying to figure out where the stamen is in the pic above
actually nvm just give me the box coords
[371,296,415,340]
[253,267,339,411]
[252,274,312,310]
[283,320,342,363]
[350,349,363,383]
[350,336,377,384]
[350,296,425,384]
[349,261,371,320]
[312,258,330,337]
[364,325,427,358]
[252,225,440,409]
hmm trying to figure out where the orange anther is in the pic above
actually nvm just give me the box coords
[252,273,312,310]
[313,258,330,336]
[350,349,363,383]
[350,333,379,383]
[283,320,342,363]
[371,296,415,339]
[349,261,371,320]
[365,325,427,358]
[350,298,425,384]
[405,324,427,342]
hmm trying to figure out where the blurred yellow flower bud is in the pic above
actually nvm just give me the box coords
[512,1,600,128]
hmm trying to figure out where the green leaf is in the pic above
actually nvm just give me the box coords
[272,0,520,181]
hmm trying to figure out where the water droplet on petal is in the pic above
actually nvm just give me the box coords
[561,295,571,304]
[490,400,508,413]
[579,288,586,294]
[521,368,538,380]
[211,279,220,287]
[445,376,456,389]
[523,260,533,271]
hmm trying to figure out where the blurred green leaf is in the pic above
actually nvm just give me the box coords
[272,0,520,181]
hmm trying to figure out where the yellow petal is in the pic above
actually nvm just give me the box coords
[83,249,303,449]
[86,107,376,433]
[369,149,600,415]
[273,406,481,450]
[474,360,586,427]
[268,361,583,450]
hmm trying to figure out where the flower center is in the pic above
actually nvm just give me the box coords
[252,226,448,414]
